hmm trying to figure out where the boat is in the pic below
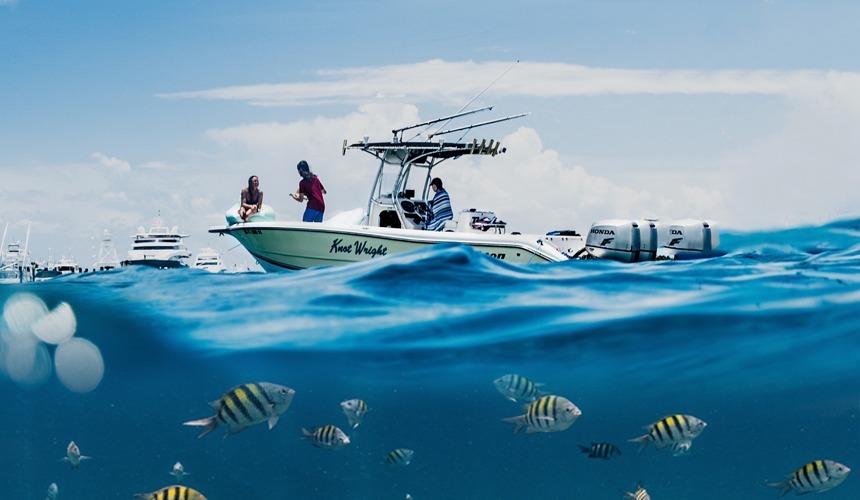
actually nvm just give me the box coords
[193,247,226,273]
[55,256,80,275]
[209,108,718,271]
[34,255,80,281]
[0,222,35,284]
[125,216,191,268]
[93,230,121,271]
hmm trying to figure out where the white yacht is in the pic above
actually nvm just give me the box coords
[125,216,191,268]
[34,255,79,281]
[209,109,718,271]
[193,247,226,273]
[93,230,121,271]
[0,222,34,284]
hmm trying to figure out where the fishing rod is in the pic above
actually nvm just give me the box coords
[424,59,520,140]
[429,112,530,139]
[393,106,494,140]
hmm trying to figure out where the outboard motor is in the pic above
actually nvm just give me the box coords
[660,219,719,257]
[634,219,658,262]
[585,219,641,263]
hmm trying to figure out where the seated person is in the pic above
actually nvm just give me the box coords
[239,175,263,222]
[425,177,453,231]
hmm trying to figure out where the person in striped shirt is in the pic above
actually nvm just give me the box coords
[425,177,453,231]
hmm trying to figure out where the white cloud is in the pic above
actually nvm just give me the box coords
[158,60,860,108]
[92,152,131,175]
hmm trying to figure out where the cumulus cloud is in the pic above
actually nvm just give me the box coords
[92,152,131,175]
[158,60,860,108]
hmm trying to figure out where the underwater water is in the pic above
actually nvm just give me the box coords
[1,219,859,499]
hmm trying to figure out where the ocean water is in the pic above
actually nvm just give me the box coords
[1,218,858,499]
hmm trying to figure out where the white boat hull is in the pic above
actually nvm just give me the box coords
[210,221,572,271]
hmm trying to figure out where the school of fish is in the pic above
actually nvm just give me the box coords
[37,373,851,498]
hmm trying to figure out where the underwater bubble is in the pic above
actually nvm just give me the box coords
[54,338,104,393]
[31,302,77,345]
[3,293,48,339]
[2,293,48,339]
[5,338,52,386]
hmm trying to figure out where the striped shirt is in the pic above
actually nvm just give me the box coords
[426,188,453,231]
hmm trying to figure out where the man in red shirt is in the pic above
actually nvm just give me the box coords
[291,160,327,222]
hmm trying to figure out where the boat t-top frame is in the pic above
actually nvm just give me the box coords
[342,107,527,229]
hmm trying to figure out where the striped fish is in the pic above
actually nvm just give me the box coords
[385,448,414,466]
[579,442,622,460]
[340,398,369,429]
[629,414,706,452]
[622,484,650,500]
[45,483,58,500]
[133,485,207,500]
[183,382,295,439]
[767,460,851,497]
[502,395,581,434]
[493,374,546,403]
[302,424,350,451]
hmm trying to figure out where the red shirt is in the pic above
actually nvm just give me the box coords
[299,176,326,212]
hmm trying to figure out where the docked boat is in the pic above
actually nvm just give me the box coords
[93,230,121,271]
[209,109,718,272]
[125,216,191,268]
[34,255,80,281]
[0,222,35,284]
[193,247,226,273]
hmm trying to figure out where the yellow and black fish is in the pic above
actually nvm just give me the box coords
[502,395,581,434]
[622,484,650,500]
[629,414,706,452]
[340,398,369,429]
[183,382,295,438]
[133,485,207,500]
[385,448,414,466]
[493,374,546,403]
[579,442,622,460]
[767,459,851,497]
[302,424,350,450]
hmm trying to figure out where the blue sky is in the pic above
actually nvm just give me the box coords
[1,0,858,268]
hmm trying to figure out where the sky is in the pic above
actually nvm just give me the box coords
[1,0,858,269]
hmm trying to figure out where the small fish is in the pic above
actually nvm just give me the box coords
[502,395,581,434]
[622,484,650,500]
[340,398,369,429]
[170,461,189,482]
[579,442,622,460]
[767,459,851,497]
[45,482,58,500]
[493,374,545,403]
[133,485,207,500]
[669,440,692,456]
[302,424,350,451]
[385,448,414,466]
[629,414,707,452]
[61,441,91,469]
[183,382,295,438]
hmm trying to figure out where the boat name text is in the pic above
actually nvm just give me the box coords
[330,238,389,258]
